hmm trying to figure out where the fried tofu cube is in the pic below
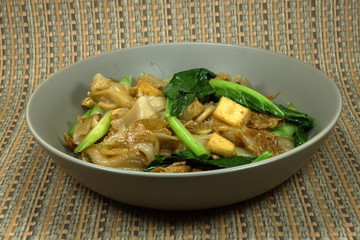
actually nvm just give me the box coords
[206,132,236,157]
[213,96,251,127]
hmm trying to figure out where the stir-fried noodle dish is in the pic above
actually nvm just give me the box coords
[64,68,315,173]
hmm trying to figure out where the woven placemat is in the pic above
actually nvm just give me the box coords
[0,0,359,239]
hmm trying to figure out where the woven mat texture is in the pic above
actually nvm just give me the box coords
[1,0,359,239]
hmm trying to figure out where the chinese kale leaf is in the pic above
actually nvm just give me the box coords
[163,68,216,117]
[144,150,272,172]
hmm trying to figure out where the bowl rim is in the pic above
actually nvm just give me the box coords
[25,42,343,178]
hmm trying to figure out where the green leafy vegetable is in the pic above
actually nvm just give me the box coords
[209,78,315,146]
[119,75,132,86]
[74,110,112,153]
[163,76,173,83]
[293,127,309,146]
[163,68,216,157]
[271,122,309,146]
[272,105,315,146]
[209,78,285,117]
[275,104,315,129]
[144,150,272,172]
[287,102,297,111]
[271,123,298,137]
[163,68,216,117]
[252,151,273,162]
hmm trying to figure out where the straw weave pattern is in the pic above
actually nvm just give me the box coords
[0,0,359,239]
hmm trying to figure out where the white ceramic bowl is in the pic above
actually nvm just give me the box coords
[26,43,342,210]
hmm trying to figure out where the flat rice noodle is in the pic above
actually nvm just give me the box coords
[89,73,135,109]
[100,122,159,165]
[108,118,127,135]
[84,145,147,169]
[91,73,113,90]
[97,101,118,109]
[278,137,295,152]
[148,96,166,113]
[90,86,134,109]
[153,132,187,152]
[122,96,164,126]
[135,119,168,131]
[193,134,211,146]
[213,122,245,147]
[134,142,159,163]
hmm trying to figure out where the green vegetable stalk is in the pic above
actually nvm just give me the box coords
[209,78,315,146]
[209,78,285,117]
[89,104,105,116]
[74,110,112,153]
[271,123,298,137]
[67,105,105,138]
[165,99,210,157]
[252,151,273,162]
[119,75,132,86]
[162,69,217,157]
[166,116,210,157]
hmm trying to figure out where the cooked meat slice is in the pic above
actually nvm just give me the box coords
[184,120,212,134]
[63,134,77,150]
[238,127,283,156]
[81,97,96,108]
[230,75,252,88]
[72,114,101,144]
[195,105,215,122]
[216,72,231,81]
[135,81,164,97]
[151,161,193,173]
[247,112,284,129]
[136,73,167,90]
[135,119,168,131]
[179,98,205,121]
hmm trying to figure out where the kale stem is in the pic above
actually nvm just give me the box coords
[252,151,273,162]
[68,104,104,138]
[271,123,298,137]
[209,79,285,118]
[74,110,112,153]
[166,116,210,157]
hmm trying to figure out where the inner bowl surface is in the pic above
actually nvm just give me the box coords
[26,43,342,210]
